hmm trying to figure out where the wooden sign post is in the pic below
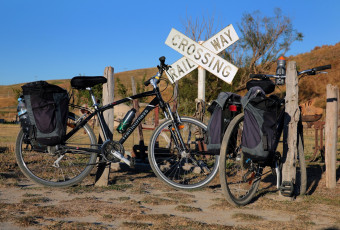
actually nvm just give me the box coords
[197,41,206,102]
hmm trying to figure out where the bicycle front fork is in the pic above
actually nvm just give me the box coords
[163,103,188,153]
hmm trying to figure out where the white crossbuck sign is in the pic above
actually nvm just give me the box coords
[165,24,239,84]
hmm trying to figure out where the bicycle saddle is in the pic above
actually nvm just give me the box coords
[71,76,107,89]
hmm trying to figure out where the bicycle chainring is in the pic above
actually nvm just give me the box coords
[101,140,125,162]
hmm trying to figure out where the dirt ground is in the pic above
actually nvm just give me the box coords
[0,158,339,230]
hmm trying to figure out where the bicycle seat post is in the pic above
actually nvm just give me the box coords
[86,87,99,109]
[86,87,109,141]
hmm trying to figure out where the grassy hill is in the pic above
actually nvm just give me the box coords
[0,68,160,121]
[286,42,340,108]
[0,42,339,121]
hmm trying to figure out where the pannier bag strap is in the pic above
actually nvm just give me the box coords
[241,86,265,108]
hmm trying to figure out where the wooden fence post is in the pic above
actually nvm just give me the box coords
[131,76,144,142]
[325,84,338,189]
[95,66,114,186]
[131,76,147,159]
[281,61,299,196]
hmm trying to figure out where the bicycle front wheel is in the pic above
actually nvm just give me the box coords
[15,112,98,187]
[219,113,261,206]
[148,116,219,190]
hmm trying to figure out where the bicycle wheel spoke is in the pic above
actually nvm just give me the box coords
[163,158,182,176]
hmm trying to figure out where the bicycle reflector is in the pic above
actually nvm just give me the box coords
[229,105,238,112]
[172,125,185,131]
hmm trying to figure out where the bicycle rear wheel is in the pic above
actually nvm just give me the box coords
[219,113,261,206]
[148,116,219,190]
[15,112,97,187]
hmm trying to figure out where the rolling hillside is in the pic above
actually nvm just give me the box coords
[0,42,339,121]
[0,68,159,121]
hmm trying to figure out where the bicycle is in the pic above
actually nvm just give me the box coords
[219,64,331,206]
[15,56,219,189]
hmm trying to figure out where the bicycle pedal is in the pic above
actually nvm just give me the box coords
[279,181,294,197]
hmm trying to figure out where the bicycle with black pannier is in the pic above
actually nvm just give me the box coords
[219,61,331,206]
[15,57,219,189]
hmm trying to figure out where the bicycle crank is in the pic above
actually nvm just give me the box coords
[101,140,132,166]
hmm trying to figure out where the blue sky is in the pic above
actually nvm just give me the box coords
[0,0,339,85]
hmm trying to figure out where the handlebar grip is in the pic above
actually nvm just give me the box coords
[144,79,151,86]
[313,64,331,72]
[159,56,166,65]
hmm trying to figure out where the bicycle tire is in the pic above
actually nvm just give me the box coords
[148,116,219,190]
[15,112,98,187]
[219,113,261,206]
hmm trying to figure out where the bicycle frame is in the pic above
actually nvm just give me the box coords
[63,84,187,158]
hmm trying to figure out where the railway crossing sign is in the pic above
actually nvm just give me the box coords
[165,24,239,84]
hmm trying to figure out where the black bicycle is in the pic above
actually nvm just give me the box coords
[15,57,219,189]
[219,64,331,206]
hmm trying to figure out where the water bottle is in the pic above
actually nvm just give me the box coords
[17,97,28,119]
[276,56,286,76]
[17,97,31,135]
[117,108,136,134]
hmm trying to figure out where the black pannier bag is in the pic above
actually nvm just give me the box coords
[21,81,69,146]
[206,92,241,153]
[241,86,281,161]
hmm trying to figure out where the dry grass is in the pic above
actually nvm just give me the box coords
[0,117,339,229]
[0,124,20,146]
[21,196,51,204]
[165,192,196,204]
[141,195,178,205]
[15,215,39,227]
[132,213,236,229]
[232,213,264,221]
[33,205,70,218]
[41,221,109,230]
[175,205,202,212]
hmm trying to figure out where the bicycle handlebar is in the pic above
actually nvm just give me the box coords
[144,56,171,87]
[298,64,331,75]
[313,64,331,71]
[249,64,331,80]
